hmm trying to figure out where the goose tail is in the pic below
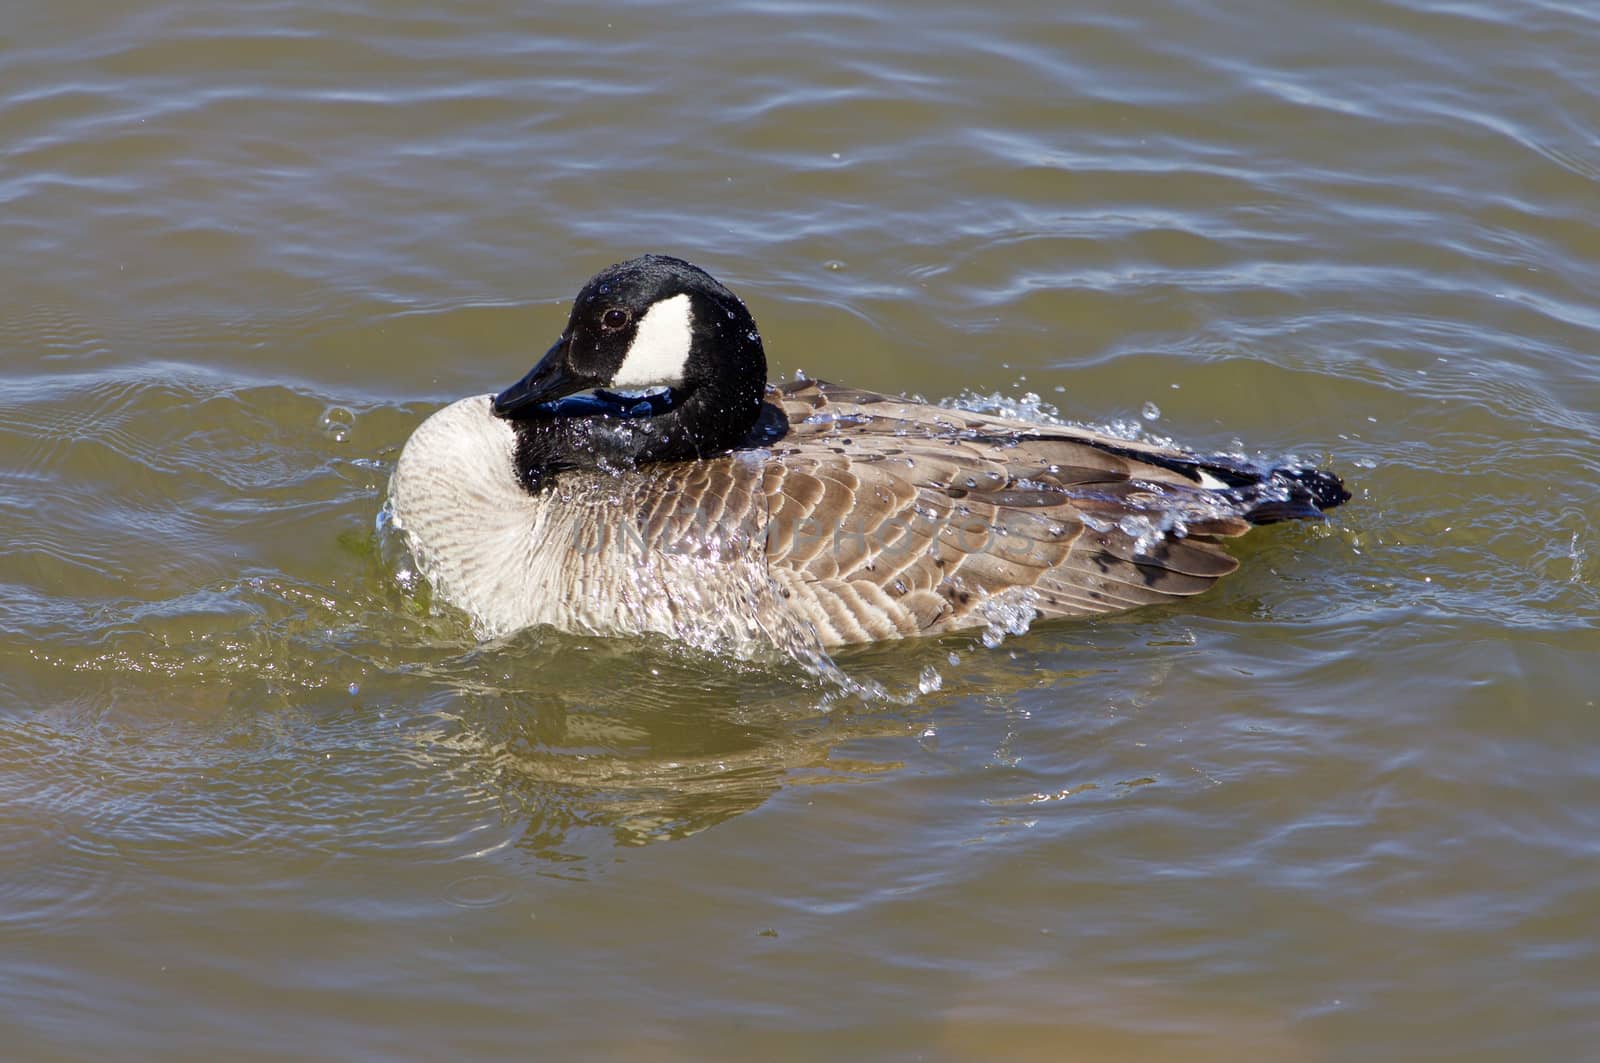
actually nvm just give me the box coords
[1235,464,1351,525]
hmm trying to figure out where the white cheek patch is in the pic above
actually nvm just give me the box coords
[611,293,693,388]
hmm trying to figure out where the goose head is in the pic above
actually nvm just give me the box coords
[491,255,769,487]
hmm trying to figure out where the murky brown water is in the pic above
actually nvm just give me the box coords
[4,0,1599,1058]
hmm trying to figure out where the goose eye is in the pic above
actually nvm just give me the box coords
[601,308,630,330]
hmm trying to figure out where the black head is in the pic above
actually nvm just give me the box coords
[491,255,772,487]
[494,256,766,430]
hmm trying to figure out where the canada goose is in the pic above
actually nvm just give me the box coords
[387,255,1348,650]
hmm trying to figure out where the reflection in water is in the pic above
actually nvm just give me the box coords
[417,636,861,856]
[402,633,925,861]
[419,623,1118,862]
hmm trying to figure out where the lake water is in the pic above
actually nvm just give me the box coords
[3,0,1599,1058]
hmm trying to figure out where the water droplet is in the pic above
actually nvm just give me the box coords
[918,666,943,694]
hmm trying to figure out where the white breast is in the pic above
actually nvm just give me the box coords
[386,396,816,656]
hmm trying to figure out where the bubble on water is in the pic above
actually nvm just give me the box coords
[917,665,943,695]
[320,405,355,443]
[1141,401,1161,421]
[347,682,360,696]
[443,874,515,910]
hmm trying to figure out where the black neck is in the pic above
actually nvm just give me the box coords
[507,375,768,493]
[504,281,770,493]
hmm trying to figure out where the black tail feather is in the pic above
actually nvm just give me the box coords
[985,428,1351,527]
[1240,465,1351,525]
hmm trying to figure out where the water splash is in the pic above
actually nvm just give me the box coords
[946,390,1183,449]
[944,390,1067,426]
[374,498,420,594]
[978,588,1039,649]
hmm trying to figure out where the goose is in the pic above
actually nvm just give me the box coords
[387,254,1349,651]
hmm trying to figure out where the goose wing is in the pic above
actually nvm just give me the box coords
[743,378,1344,644]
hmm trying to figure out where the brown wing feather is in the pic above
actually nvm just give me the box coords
[755,378,1294,644]
[612,378,1341,647]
